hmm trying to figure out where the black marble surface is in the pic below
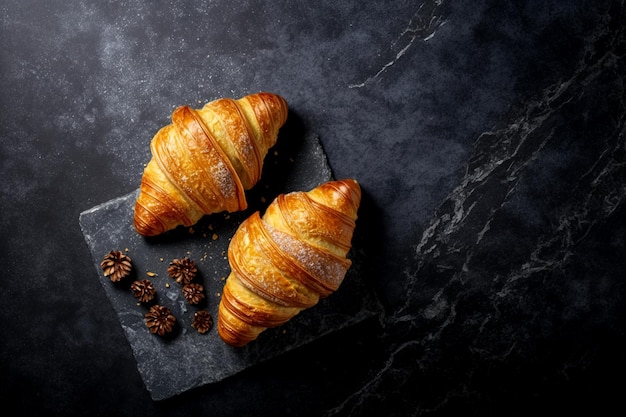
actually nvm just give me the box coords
[1,0,625,416]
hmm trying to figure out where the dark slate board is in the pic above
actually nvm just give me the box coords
[79,132,380,400]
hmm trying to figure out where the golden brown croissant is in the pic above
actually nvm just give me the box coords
[133,92,288,236]
[217,178,361,347]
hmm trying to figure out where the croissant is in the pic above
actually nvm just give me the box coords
[133,92,288,236]
[217,178,362,347]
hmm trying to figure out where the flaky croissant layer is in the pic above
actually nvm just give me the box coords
[133,92,288,236]
[217,179,362,347]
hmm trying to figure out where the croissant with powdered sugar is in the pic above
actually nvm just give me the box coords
[217,179,361,347]
[133,92,288,236]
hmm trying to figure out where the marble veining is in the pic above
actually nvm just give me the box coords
[349,0,447,89]
[325,3,626,415]
[1,0,625,415]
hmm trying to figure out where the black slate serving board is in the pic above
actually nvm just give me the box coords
[79,132,380,400]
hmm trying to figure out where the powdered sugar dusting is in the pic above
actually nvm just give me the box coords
[263,221,348,290]
[234,223,304,306]
[210,158,236,202]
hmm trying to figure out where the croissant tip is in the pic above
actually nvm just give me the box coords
[334,178,362,203]
[217,331,248,348]
[343,178,360,188]
[133,218,158,237]
[335,177,359,186]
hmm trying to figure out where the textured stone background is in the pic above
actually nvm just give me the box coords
[1,0,625,416]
